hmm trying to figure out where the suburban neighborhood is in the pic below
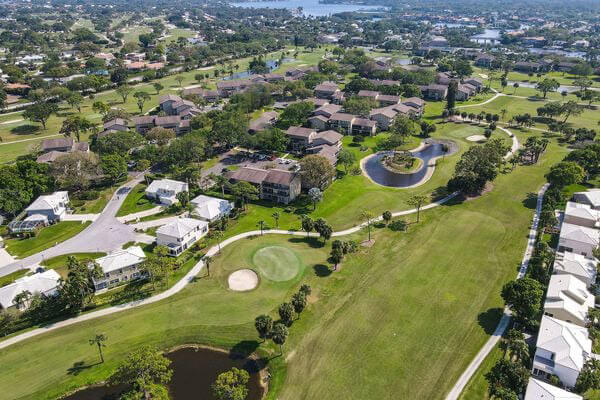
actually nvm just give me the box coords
[0,0,600,399]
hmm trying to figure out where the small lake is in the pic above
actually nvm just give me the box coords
[62,347,265,400]
[222,58,295,80]
[506,80,582,93]
[232,0,388,17]
[363,141,456,188]
[527,48,587,59]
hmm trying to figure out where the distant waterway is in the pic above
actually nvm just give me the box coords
[232,0,388,17]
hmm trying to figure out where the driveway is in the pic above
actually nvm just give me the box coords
[0,175,147,277]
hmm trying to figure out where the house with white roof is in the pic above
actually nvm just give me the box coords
[558,222,599,258]
[573,190,600,210]
[532,316,592,388]
[24,191,70,223]
[563,202,600,229]
[544,274,594,327]
[524,378,582,400]
[553,252,597,287]
[156,217,209,256]
[145,179,188,206]
[92,246,147,290]
[0,270,61,310]
[190,195,233,222]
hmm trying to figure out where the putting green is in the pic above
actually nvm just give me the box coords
[252,245,302,282]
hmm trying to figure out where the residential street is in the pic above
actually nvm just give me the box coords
[0,174,148,277]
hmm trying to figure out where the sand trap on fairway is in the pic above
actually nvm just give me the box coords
[467,135,487,142]
[228,269,259,291]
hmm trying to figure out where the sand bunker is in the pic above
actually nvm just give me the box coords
[466,135,487,142]
[228,269,259,291]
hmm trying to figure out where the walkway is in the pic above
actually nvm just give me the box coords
[0,191,460,350]
[117,206,164,223]
[0,174,146,278]
[444,183,549,400]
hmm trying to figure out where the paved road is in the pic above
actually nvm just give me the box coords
[0,191,460,350]
[0,175,146,277]
[444,183,549,400]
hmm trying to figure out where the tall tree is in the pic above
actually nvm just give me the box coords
[60,115,94,142]
[308,187,323,211]
[254,315,273,342]
[23,102,57,130]
[406,195,427,223]
[212,367,250,400]
[278,302,295,326]
[116,84,133,103]
[109,346,173,397]
[271,323,288,355]
[360,210,374,241]
[501,278,544,326]
[89,333,108,363]
[134,91,151,113]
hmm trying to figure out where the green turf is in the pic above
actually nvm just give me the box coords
[40,252,106,278]
[0,130,567,400]
[116,184,155,217]
[251,245,302,282]
[4,222,91,258]
[0,269,28,287]
[458,343,505,400]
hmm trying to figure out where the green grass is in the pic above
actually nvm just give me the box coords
[0,269,28,287]
[72,185,119,214]
[458,343,505,400]
[0,129,567,400]
[4,222,91,258]
[40,252,106,278]
[251,245,303,282]
[116,184,156,217]
[0,46,319,162]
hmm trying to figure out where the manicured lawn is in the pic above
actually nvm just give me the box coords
[72,185,119,214]
[116,184,156,217]
[458,343,505,400]
[465,95,600,131]
[0,133,567,400]
[0,45,316,161]
[4,222,91,258]
[40,252,106,278]
[0,269,28,287]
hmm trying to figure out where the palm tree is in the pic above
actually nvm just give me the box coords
[203,255,212,277]
[272,212,280,229]
[257,220,266,235]
[360,210,374,241]
[89,333,108,363]
[214,230,224,254]
[406,195,427,223]
[13,290,31,310]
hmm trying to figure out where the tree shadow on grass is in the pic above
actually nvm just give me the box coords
[522,192,538,209]
[478,307,504,335]
[288,236,323,248]
[10,124,41,135]
[230,340,260,359]
[67,360,101,375]
[313,264,332,277]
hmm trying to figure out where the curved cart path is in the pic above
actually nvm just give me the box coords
[0,124,523,349]
[0,191,460,350]
[444,183,549,400]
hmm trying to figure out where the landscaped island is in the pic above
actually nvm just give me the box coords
[381,151,424,174]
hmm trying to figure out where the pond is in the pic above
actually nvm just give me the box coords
[222,58,295,81]
[62,347,265,400]
[232,0,388,17]
[362,140,457,188]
